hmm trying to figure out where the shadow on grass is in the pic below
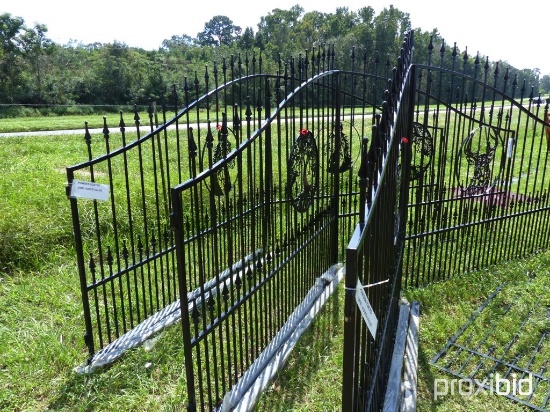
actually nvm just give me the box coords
[254,288,343,411]
[416,345,438,412]
[47,326,188,412]
[46,287,343,412]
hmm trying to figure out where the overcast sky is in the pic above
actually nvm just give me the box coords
[4,0,550,75]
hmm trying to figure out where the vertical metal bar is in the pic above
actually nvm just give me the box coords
[66,170,95,359]
[331,73,341,264]
[172,190,196,412]
[136,236,147,324]
[101,119,126,336]
[264,78,273,255]
[119,113,139,327]
[402,63,416,241]
[342,238,359,411]
[88,254,104,349]
[233,102,246,383]
[106,247,119,337]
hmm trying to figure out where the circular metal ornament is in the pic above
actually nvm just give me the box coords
[327,123,352,173]
[286,129,319,212]
[410,122,434,180]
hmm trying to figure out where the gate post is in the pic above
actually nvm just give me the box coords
[171,190,196,412]
[66,169,95,359]
[342,241,360,411]
[341,130,371,411]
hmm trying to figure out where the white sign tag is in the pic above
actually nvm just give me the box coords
[70,179,110,201]
[355,279,378,340]
[507,137,514,159]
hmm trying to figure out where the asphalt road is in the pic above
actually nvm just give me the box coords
[0,125,150,138]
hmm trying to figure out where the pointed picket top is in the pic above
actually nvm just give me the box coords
[102,116,110,143]
[84,121,92,147]
[118,111,126,133]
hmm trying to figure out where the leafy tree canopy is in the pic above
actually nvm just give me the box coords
[0,6,543,113]
[197,15,242,47]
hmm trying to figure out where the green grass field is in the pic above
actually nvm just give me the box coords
[1,115,549,411]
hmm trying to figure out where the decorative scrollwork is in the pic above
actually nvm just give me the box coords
[211,165,232,196]
[212,122,234,196]
[286,129,319,212]
[327,123,352,173]
[456,125,500,195]
[410,122,434,180]
[213,130,233,165]
[201,113,236,196]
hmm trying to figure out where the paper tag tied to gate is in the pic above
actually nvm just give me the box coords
[507,137,514,159]
[70,179,110,201]
[355,279,378,340]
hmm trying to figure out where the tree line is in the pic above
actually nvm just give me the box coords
[0,5,547,117]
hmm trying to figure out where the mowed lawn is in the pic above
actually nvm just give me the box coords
[1,117,549,411]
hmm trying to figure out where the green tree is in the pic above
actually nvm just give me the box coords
[294,11,329,47]
[1,5,543,113]
[324,7,359,40]
[352,7,376,55]
[197,16,242,47]
[238,27,255,50]
[0,13,26,102]
[412,28,444,67]
[19,23,54,104]
[256,5,304,59]
[161,34,194,51]
[327,6,376,66]
[540,74,550,96]
[374,6,411,61]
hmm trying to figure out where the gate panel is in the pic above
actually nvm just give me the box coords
[67,39,413,409]
[169,49,393,408]
[171,71,353,410]
[404,62,550,287]
[67,109,183,361]
[342,32,415,411]
[66,56,272,364]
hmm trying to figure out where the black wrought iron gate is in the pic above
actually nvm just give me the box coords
[339,33,550,411]
[169,73,350,410]
[66,43,396,410]
[67,30,550,410]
